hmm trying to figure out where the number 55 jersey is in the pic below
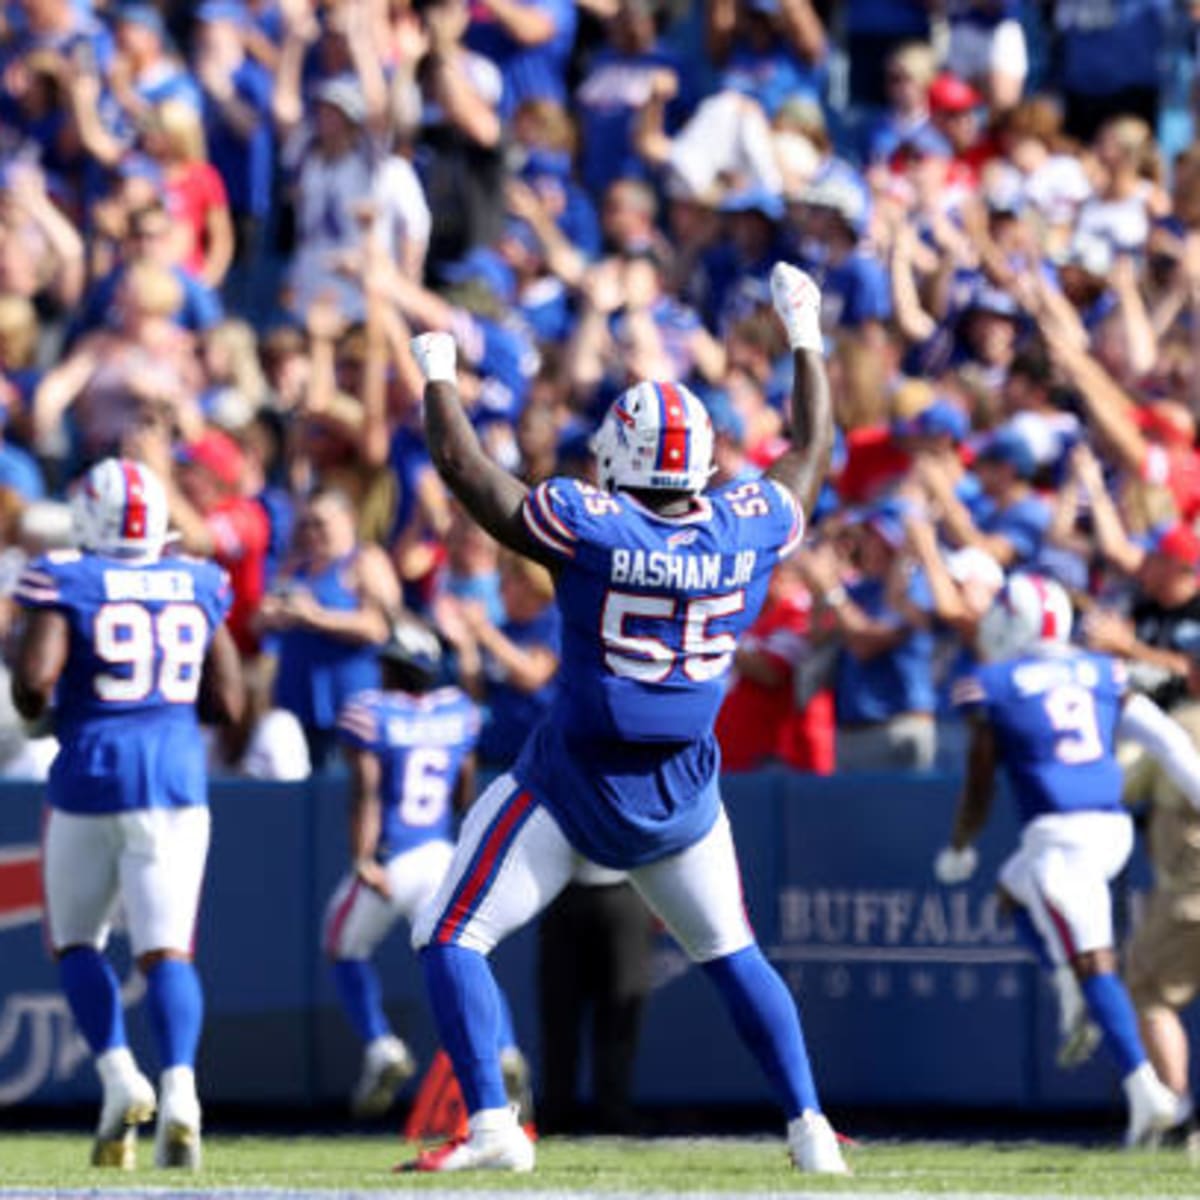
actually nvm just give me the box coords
[516,476,803,868]
[15,550,231,813]
[953,647,1128,823]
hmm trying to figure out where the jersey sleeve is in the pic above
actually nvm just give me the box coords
[720,479,804,559]
[336,693,383,751]
[195,561,233,629]
[13,553,69,611]
[520,477,588,562]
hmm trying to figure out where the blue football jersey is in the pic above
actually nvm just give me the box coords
[336,686,481,859]
[954,647,1127,824]
[517,475,802,867]
[14,550,231,814]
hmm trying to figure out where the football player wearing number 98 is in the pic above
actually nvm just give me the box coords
[11,458,243,1170]
[401,263,848,1175]
[938,573,1200,1147]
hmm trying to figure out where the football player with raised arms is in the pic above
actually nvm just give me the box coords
[402,263,847,1174]
[937,573,1200,1146]
[11,459,244,1169]
[325,618,531,1119]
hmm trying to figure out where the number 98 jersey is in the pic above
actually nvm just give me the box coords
[336,687,481,859]
[520,476,803,744]
[15,550,231,814]
[953,648,1127,824]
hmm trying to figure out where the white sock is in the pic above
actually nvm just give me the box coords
[160,1065,197,1104]
[469,1106,518,1137]
[96,1046,138,1089]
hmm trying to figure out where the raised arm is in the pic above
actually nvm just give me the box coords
[411,333,556,566]
[764,263,834,519]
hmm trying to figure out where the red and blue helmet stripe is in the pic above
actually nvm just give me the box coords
[653,381,691,475]
[118,460,148,542]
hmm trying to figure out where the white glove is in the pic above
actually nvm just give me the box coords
[410,332,457,384]
[770,262,823,353]
[933,844,978,885]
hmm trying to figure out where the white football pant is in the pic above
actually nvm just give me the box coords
[43,807,210,957]
[999,810,1133,966]
[412,773,755,963]
[323,838,454,959]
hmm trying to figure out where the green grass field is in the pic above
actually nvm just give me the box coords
[0,1134,1198,1195]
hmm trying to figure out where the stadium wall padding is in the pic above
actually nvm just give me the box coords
[0,771,1193,1112]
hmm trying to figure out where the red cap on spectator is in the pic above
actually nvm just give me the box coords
[1135,401,1197,449]
[928,73,982,114]
[1153,523,1200,569]
[180,429,244,490]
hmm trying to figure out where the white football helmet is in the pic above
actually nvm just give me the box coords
[70,458,169,560]
[590,380,714,494]
[977,573,1073,663]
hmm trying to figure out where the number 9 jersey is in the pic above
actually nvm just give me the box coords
[953,647,1127,824]
[15,549,232,814]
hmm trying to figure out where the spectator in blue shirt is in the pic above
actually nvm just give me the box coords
[442,550,560,769]
[1054,0,1168,142]
[793,172,891,348]
[574,0,684,199]
[707,0,827,118]
[863,40,936,166]
[465,0,577,120]
[803,501,937,771]
[192,3,276,271]
[923,426,1051,572]
[110,4,202,115]
[69,200,224,341]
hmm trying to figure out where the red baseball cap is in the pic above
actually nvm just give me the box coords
[1152,523,1200,569]
[178,428,244,490]
[929,73,982,114]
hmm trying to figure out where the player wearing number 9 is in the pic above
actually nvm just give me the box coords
[401,264,850,1175]
[10,458,244,1171]
[939,572,1200,1147]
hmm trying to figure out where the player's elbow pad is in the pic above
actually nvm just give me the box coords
[1118,693,1200,809]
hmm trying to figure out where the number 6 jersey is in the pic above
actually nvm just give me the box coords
[15,549,231,814]
[952,646,1127,823]
[336,686,481,859]
[516,475,803,867]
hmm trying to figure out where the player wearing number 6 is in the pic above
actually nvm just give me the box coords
[323,619,480,1116]
[938,573,1200,1146]
[10,458,243,1170]
[403,263,848,1174]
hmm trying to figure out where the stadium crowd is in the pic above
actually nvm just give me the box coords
[0,0,1199,783]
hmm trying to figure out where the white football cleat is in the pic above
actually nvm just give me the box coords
[351,1034,417,1117]
[155,1070,202,1169]
[1124,1062,1188,1149]
[788,1110,850,1174]
[769,262,823,353]
[403,1109,534,1173]
[92,1067,156,1168]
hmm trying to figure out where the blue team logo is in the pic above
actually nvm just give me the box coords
[667,530,699,550]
